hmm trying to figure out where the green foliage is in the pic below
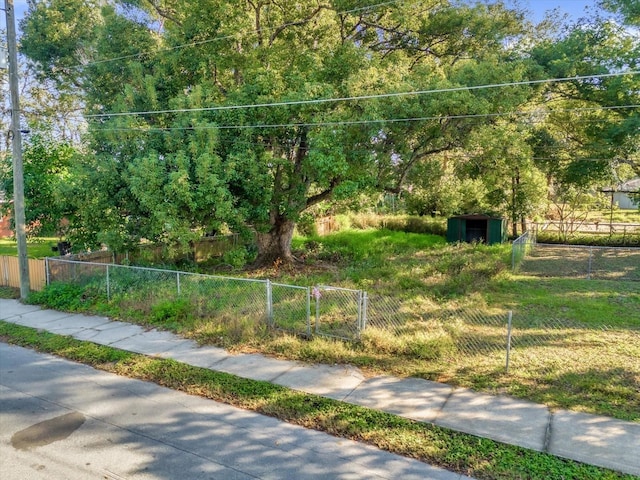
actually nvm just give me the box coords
[536,231,640,247]
[15,0,639,261]
[601,0,640,24]
[0,133,76,237]
[0,286,20,299]
[462,123,548,236]
[27,282,101,311]
[347,214,447,236]
[150,299,193,328]
[530,13,640,178]
[295,212,318,237]
[23,227,639,421]
[301,229,445,265]
[221,247,251,269]
[18,0,546,263]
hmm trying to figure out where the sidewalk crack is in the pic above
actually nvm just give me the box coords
[431,387,455,425]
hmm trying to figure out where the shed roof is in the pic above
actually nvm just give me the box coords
[449,214,502,220]
[602,178,640,193]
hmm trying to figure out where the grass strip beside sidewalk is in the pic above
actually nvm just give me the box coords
[0,320,634,480]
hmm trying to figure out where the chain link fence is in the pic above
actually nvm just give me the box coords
[519,244,640,281]
[46,258,512,349]
[44,258,637,382]
[363,293,512,372]
[47,258,362,340]
[509,317,640,382]
[511,231,536,272]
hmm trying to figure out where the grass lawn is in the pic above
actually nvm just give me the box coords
[0,237,59,258]
[486,276,640,327]
[587,209,640,224]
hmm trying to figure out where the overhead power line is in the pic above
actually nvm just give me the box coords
[90,103,640,132]
[84,71,640,119]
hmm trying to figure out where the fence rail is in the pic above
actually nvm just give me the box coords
[534,221,640,237]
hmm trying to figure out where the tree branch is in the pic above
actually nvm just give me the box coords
[268,5,328,46]
[306,178,340,208]
[141,0,182,27]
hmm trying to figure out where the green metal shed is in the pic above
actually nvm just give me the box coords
[447,214,507,245]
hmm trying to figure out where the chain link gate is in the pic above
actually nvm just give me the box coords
[312,286,367,341]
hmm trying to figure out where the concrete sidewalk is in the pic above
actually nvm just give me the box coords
[1,299,638,477]
[1,343,470,480]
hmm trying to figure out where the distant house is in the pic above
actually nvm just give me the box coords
[0,190,12,238]
[602,178,640,210]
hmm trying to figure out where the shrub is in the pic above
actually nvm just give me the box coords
[222,247,250,269]
[150,298,193,329]
[296,212,318,236]
[27,282,99,311]
[349,213,382,230]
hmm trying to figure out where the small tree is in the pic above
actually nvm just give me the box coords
[0,133,75,237]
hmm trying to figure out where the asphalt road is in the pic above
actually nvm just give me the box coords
[0,343,470,480]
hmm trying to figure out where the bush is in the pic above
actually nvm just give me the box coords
[222,247,250,269]
[150,298,193,328]
[382,215,446,236]
[296,212,318,236]
[27,282,100,311]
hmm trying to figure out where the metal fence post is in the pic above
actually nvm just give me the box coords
[315,287,320,334]
[177,272,181,295]
[45,257,50,286]
[506,311,513,373]
[306,287,311,337]
[266,279,273,327]
[106,264,110,300]
[361,291,368,332]
[587,247,593,280]
[356,290,363,338]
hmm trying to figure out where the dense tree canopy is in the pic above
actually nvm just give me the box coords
[12,0,639,260]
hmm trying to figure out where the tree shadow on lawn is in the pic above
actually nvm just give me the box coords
[506,365,640,422]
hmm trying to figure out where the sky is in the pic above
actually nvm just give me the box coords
[511,0,602,23]
[9,0,602,25]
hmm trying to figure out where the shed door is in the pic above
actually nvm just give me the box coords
[465,219,487,243]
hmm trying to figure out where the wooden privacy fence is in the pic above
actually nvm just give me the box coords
[0,256,46,291]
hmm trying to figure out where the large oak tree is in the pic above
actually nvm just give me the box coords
[21,0,533,262]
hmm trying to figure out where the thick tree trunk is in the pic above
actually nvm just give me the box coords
[253,218,297,267]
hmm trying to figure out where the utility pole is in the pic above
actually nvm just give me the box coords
[4,0,30,299]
